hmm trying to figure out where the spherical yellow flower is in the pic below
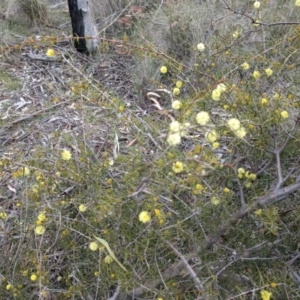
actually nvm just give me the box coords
[176,81,183,88]
[89,241,99,251]
[79,204,87,212]
[172,100,182,110]
[46,48,55,57]
[30,274,37,281]
[224,187,231,193]
[253,70,261,80]
[173,87,180,96]
[211,196,220,205]
[270,282,277,288]
[238,167,245,178]
[139,211,151,223]
[169,121,181,133]
[197,43,205,51]
[254,1,261,9]
[167,133,181,146]
[261,98,268,105]
[37,213,47,222]
[281,110,289,119]
[196,111,210,126]
[241,62,250,70]
[296,0,300,6]
[0,211,7,220]
[254,209,262,217]
[260,290,272,300]
[227,118,241,131]
[212,142,219,149]
[211,89,221,101]
[160,66,168,74]
[61,149,72,160]
[205,129,218,143]
[6,284,12,290]
[172,161,184,174]
[104,255,114,264]
[235,127,247,139]
[35,225,46,235]
[232,31,239,38]
[265,68,273,76]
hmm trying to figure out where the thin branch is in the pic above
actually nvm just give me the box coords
[165,240,207,299]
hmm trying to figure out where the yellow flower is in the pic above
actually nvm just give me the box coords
[197,43,205,51]
[169,121,181,133]
[205,129,218,143]
[167,133,181,146]
[281,110,289,119]
[173,87,180,96]
[46,48,55,57]
[35,225,46,235]
[254,1,261,9]
[227,118,241,131]
[235,127,247,139]
[30,274,37,281]
[270,282,277,288]
[241,62,250,70]
[6,284,12,290]
[172,161,184,173]
[139,211,151,223]
[261,98,268,105]
[238,167,245,178]
[0,211,7,220]
[196,111,210,126]
[176,81,183,88]
[212,142,219,149]
[160,66,168,74]
[79,204,87,212]
[89,242,99,251]
[265,68,273,76]
[104,255,114,264]
[260,290,272,300]
[224,187,231,193]
[232,31,239,38]
[172,100,182,110]
[296,0,300,6]
[212,89,221,101]
[253,70,261,79]
[211,196,220,205]
[61,149,72,160]
[254,209,262,217]
[37,213,47,222]
[154,209,162,218]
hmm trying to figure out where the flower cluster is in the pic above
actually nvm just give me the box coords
[167,121,190,146]
[227,118,247,139]
[211,83,227,101]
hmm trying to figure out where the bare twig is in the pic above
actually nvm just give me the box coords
[165,240,207,299]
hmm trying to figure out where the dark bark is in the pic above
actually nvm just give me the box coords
[67,0,88,54]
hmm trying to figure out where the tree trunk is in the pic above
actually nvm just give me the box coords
[67,0,98,55]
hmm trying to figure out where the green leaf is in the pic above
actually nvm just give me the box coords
[94,235,127,272]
